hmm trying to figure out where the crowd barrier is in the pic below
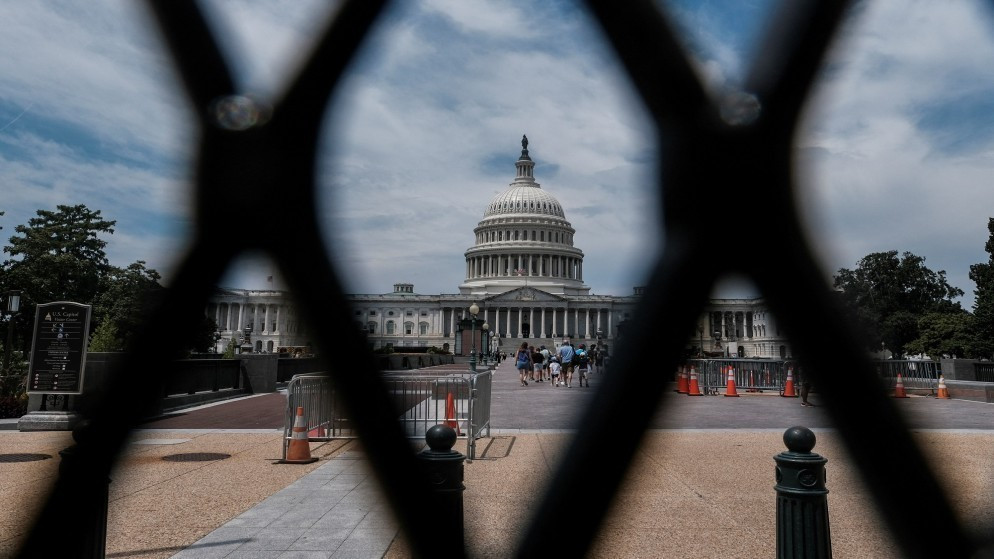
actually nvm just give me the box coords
[684,359,800,395]
[283,369,492,460]
[872,359,940,393]
[681,358,941,396]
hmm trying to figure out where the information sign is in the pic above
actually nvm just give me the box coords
[26,302,92,395]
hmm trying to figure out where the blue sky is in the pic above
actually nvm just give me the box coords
[2,1,994,310]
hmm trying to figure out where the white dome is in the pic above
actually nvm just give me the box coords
[485,186,564,218]
[460,136,589,297]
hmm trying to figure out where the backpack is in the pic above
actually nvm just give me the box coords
[576,349,589,365]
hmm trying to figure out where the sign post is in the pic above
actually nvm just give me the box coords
[18,301,92,431]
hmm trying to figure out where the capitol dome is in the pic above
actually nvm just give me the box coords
[459,136,589,296]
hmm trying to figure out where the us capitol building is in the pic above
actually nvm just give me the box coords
[208,137,792,359]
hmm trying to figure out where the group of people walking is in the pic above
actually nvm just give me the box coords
[513,339,605,388]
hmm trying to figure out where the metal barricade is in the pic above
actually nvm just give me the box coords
[976,362,994,383]
[874,360,940,393]
[283,370,492,460]
[685,359,800,395]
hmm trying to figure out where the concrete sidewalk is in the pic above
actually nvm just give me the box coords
[148,429,994,559]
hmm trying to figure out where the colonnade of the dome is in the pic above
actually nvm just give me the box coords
[465,253,583,281]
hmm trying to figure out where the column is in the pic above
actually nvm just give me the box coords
[541,307,546,338]
[585,308,591,338]
[529,307,534,338]
[574,308,579,338]
[596,310,602,337]
[236,303,244,331]
[608,312,612,339]
[517,307,523,338]
[552,309,557,338]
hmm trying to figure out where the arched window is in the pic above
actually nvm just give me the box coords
[386,321,395,334]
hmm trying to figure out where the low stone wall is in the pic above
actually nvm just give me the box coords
[381,353,456,370]
[944,380,994,403]
[939,359,978,381]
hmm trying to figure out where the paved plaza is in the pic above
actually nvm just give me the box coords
[2,360,994,558]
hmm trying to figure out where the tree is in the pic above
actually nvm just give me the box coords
[222,336,238,359]
[969,218,994,359]
[0,205,116,354]
[189,315,220,354]
[905,310,979,358]
[87,319,120,352]
[92,260,163,351]
[833,250,964,357]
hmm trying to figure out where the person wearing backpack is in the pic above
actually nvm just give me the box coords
[514,341,532,386]
[539,345,551,382]
[575,343,591,387]
[530,345,544,382]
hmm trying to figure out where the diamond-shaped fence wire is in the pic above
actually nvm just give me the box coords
[14,1,992,558]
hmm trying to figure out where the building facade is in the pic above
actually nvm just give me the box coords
[208,137,792,359]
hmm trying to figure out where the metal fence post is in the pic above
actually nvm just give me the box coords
[417,424,466,557]
[775,426,832,558]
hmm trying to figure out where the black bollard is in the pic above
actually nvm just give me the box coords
[774,426,832,559]
[57,420,111,558]
[417,424,466,557]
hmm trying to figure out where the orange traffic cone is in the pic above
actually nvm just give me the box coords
[893,373,909,398]
[676,365,688,394]
[936,375,950,399]
[445,392,462,435]
[782,368,796,397]
[725,366,739,397]
[687,366,702,396]
[282,406,318,464]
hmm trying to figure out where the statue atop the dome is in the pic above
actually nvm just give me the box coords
[521,135,528,150]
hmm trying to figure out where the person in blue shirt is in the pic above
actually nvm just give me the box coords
[557,339,575,387]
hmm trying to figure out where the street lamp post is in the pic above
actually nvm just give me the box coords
[481,322,489,366]
[2,291,22,375]
[468,303,479,372]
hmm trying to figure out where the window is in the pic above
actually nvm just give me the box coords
[386,321,395,334]
[366,322,376,334]
[404,321,414,335]
[419,322,429,335]
[369,310,376,316]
